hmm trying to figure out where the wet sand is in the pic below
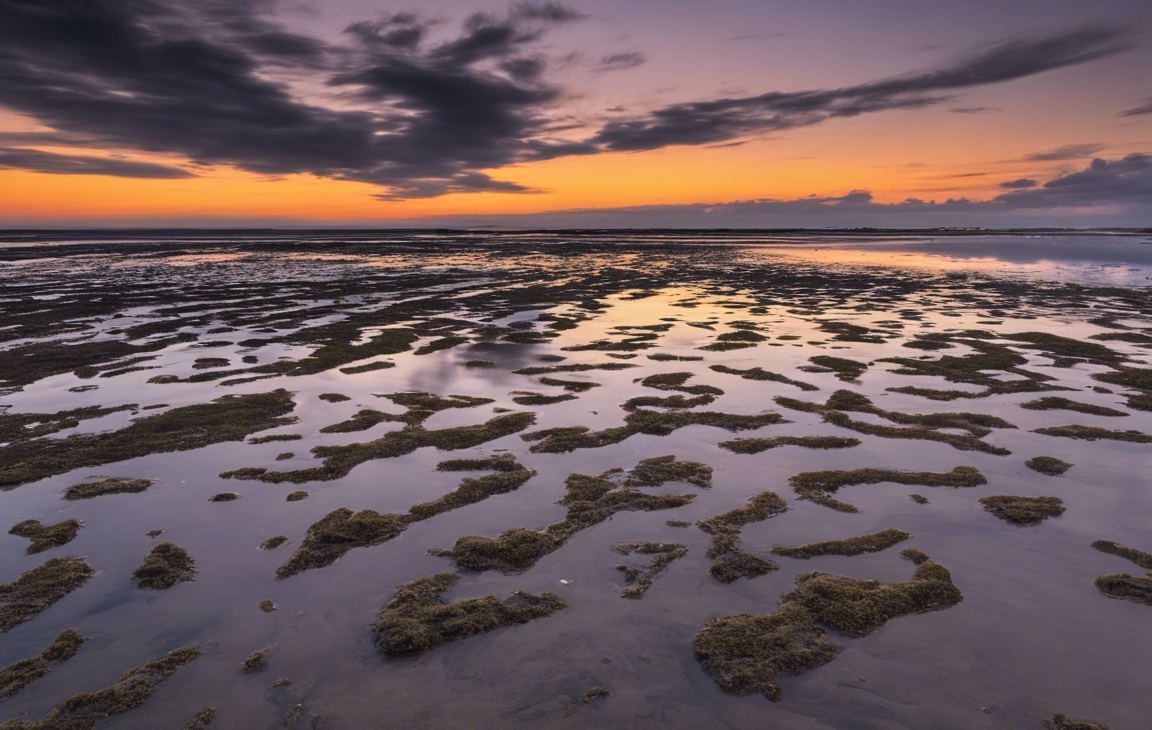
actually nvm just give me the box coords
[0,229,1150,729]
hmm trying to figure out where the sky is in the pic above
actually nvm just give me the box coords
[0,0,1150,228]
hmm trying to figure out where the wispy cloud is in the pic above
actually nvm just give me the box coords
[1121,96,1152,116]
[0,148,195,179]
[1022,143,1105,161]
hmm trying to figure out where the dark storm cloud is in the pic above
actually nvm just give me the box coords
[996,153,1152,207]
[0,147,196,178]
[1121,96,1152,116]
[587,25,1132,151]
[0,2,1136,200]
[1022,143,1105,161]
[0,0,582,198]
[1000,178,1039,189]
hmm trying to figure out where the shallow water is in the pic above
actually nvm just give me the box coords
[0,230,1150,729]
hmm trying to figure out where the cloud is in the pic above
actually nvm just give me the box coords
[1000,178,1038,189]
[0,147,195,178]
[1022,143,1105,161]
[598,52,646,72]
[0,5,1135,200]
[1121,96,1152,117]
[586,25,1132,152]
[948,107,1002,114]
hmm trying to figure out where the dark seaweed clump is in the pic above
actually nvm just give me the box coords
[209,492,240,502]
[771,528,911,559]
[613,542,688,599]
[1020,397,1128,417]
[1043,714,1110,730]
[581,687,611,703]
[1,558,95,633]
[1091,539,1152,606]
[0,404,137,444]
[624,455,712,489]
[63,477,154,500]
[132,542,197,589]
[521,408,782,454]
[1026,456,1072,476]
[775,390,1013,455]
[1032,425,1152,443]
[0,628,85,699]
[694,548,961,701]
[276,456,535,578]
[0,390,296,488]
[697,492,788,582]
[1091,540,1152,570]
[259,536,288,550]
[789,466,985,512]
[805,356,869,381]
[709,364,818,391]
[0,646,200,730]
[372,573,567,657]
[318,393,351,402]
[180,708,217,730]
[8,519,82,554]
[978,496,1065,526]
[286,491,308,502]
[222,411,535,484]
[434,466,698,574]
[719,436,859,454]
[240,649,267,673]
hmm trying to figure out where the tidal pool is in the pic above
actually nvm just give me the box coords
[0,230,1149,729]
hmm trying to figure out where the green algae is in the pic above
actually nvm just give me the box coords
[624,455,712,489]
[621,394,716,411]
[513,363,637,376]
[8,519,82,555]
[521,409,782,454]
[666,520,692,528]
[372,573,567,658]
[132,542,197,589]
[63,478,154,501]
[537,377,600,392]
[1092,540,1152,570]
[240,649,267,674]
[258,599,277,613]
[1043,715,1110,730]
[719,436,860,454]
[580,687,611,703]
[1026,456,1073,476]
[434,466,697,574]
[510,392,578,406]
[775,391,1012,455]
[181,708,217,730]
[790,466,985,512]
[319,409,392,433]
[0,404,137,444]
[276,457,535,578]
[339,361,394,375]
[286,491,308,502]
[708,364,819,391]
[613,541,688,598]
[771,528,911,559]
[223,412,535,484]
[0,647,201,730]
[1032,425,1152,443]
[979,496,1065,525]
[807,355,869,381]
[208,492,239,502]
[1020,397,1128,416]
[318,393,351,403]
[698,492,788,541]
[275,452,294,461]
[639,372,724,396]
[0,629,85,699]
[708,552,779,584]
[909,494,929,504]
[259,536,287,551]
[1,558,95,633]
[1093,573,1152,605]
[648,353,703,362]
[248,434,302,444]
[415,335,470,356]
[0,390,296,489]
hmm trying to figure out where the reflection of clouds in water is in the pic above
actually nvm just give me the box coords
[405,343,541,395]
